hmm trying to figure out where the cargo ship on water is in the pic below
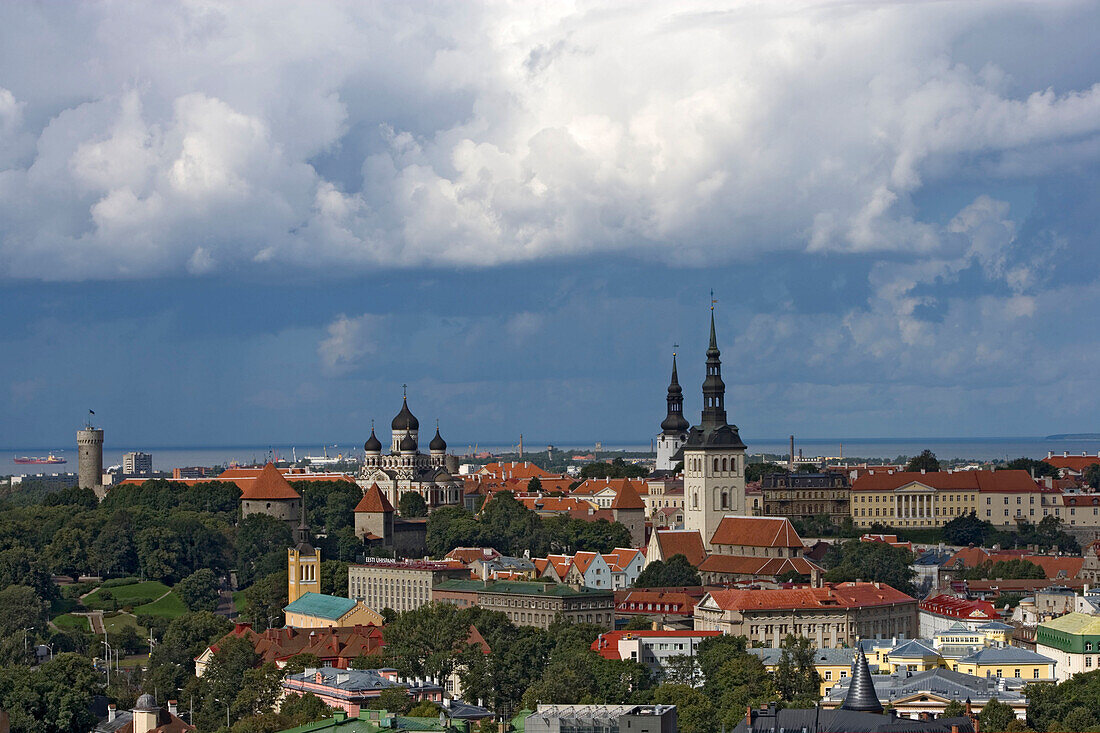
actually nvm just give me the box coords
[13,454,66,465]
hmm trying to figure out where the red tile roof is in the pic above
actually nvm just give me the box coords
[239,463,302,500]
[945,547,1083,579]
[698,555,822,577]
[652,530,707,567]
[708,516,804,548]
[1043,455,1100,472]
[571,478,651,497]
[354,483,394,513]
[203,623,385,668]
[611,480,646,510]
[603,548,644,571]
[705,581,915,612]
[480,462,559,480]
[852,469,1040,493]
[591,629,723,660]
[919,594,999,621]
[615,588,706,616]
[445,547,501,564]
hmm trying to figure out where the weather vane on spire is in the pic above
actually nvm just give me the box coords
[710,289,717,311]
[402,384,407,399]
[673,342,679,356]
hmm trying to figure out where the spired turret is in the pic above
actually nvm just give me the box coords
[660,354,689,434]
[840,647,884,713]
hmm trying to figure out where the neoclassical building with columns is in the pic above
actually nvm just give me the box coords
[358,393,463,510]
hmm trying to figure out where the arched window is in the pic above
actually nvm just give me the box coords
[722,458,728,471]
[693,493,699,508]
[721,492,729,509]
[713,458,719,473]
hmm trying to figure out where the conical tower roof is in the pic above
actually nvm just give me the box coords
[240,463,301,500]
[661,353,689,434]
[430,425,447,452]
[840,647,883,713]
[364,426,382,453]
[612,479,646,510]
[355,483,394,513]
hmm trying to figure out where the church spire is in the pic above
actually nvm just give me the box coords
[660,352,689,434]
[701,306,727,429]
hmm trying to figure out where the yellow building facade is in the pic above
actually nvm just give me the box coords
[288,543,321,604]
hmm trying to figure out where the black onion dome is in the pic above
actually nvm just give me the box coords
[399,433,417,453]
[364,428,382,453]
[430,427,447,452]
[392,397,419,431]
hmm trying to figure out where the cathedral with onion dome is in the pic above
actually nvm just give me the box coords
[358,390,463,509]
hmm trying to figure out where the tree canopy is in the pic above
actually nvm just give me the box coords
[633,554,701,588]
[821,539,917,596]
[398,491,428,518]
[579,458,648,479]
[905,449,941,472]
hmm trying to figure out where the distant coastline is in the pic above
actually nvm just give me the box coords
[1045,433,1100,440]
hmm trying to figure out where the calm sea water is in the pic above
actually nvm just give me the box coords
[4,436,1100,474]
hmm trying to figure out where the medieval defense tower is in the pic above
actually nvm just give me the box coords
[77,425,104,491]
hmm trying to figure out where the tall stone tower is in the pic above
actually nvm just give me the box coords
[77,426,104,490]
[681,309,748,549]
[656,353,689,471]
[288,505,321,605]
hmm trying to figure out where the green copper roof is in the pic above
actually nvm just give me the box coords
[433,579,613,597]
[1040,612,1100,636]
[284,592,357,620]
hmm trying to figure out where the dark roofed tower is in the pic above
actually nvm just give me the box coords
[657,352,689,471]
[701,311,727,429]
[841,647,884,713]
[681,300,749,549]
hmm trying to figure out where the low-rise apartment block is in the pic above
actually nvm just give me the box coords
[347,558,469,613]
[591,629,722,680]
[524,705,677,733]
[433,579,615,629]
[1036,612,1100,681]
[693,581,917,647]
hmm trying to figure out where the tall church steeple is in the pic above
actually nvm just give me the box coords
[700,309,727,429]
[660,354,689,435]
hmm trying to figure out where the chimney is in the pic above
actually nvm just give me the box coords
[168,700,178,716]
[107,705,116,723]
[952,727,959,733]
[746,706,753,725]
[921,468,926,474]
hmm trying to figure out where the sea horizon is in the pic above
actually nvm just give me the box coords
[6,434,1100,473]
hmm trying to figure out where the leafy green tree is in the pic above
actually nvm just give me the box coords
[663,654,700,685]
[42,486,98,509]
[45,527,90,581]
[369,687,414,714]
[320,560,350,596]
[943,512,994,546]
[113,623,144,655]
[398,492,428,518]
[0,652,101,733]
[90,514,139,578]
[0,545,57,601]
[579,458,648,479]
[1084,463,1100,490]
[774,634,820,706]
[459,625,554,718]
[942,699,966,718]
[177,568,221,612]
[135,526,185,583]
[383,602,474,682]
[633,554,701,588]
[623,616,654,630]
[745,462,786,483]
[1026,669,1100,731]
[527,477,543,493]
[281,692,333,722]
[822,539,916,596]
[1003,458,1059,479]
[962,559,1046,581]
[906,450,941,472]
[408,700,442,717]
[242,570,287,631]
[146,610,232,695]
[282,653,322,675]
[653,683,715,733]
[979,696,1016,732]
[236,514,294,586]
[0,584,48,640]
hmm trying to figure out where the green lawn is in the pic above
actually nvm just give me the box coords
[53,614,90,632]
[102,613,146,637]
[133,592,188,618]
[49,597,81,617]
[84,581,173,610]
[233,591,247,613]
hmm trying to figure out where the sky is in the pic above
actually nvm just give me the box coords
[2,1,1100,449]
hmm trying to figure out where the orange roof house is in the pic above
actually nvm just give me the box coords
[646,530,707,567]
[708,516,804,549]
[1043,452,1100,474]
